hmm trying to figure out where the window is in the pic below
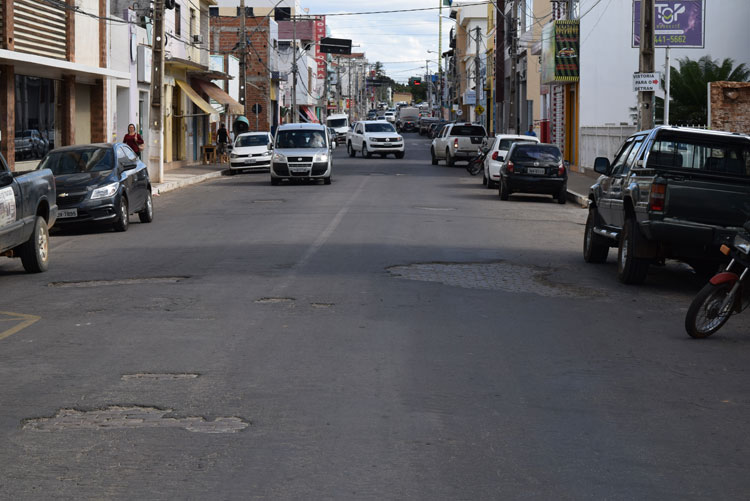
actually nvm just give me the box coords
[649,136,750,176]
[609,138,635,175]
[174,4,181,37]
[208,7,218,17]
[190,8,195,40]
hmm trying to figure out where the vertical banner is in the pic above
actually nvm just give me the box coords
[541,20,579,84]
[314,16,327,79]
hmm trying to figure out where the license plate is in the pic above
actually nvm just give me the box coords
[290,167,308,173]
[59,208,78,218]
[527,167,545,175]
[245,158,256,164]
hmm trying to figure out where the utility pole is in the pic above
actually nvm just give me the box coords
[149,0,165,182]
[425,60,431,110]
[495,0,505,133]
[509,0,518,133]
[239,0,247,125]
[438,0,443,118]
[336,56,342,113]
[291,14,297,122]
[347,58,353,123]
[639,0,655,130]
[474,26,481,126]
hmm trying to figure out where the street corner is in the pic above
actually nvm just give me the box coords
[0,311,41,341]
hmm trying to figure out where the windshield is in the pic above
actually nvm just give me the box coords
[498,138,535,150]
[326,118,348,128]
[649,136,750,176]
[236,135,269,147]
[511,144,562,163]
[452,125,486,136]
[39,148,114,175]
[275,130,327,149]
[365,123,396,133]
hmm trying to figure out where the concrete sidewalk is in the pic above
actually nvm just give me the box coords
[151,162,229,195]
[565,167,600,207]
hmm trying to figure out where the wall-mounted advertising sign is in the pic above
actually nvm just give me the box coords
[541,20,580,84]
[632,0,705,48]
[314,16,327,80]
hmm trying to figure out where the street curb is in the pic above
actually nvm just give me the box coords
[151,169,228,196]
[566,189,589,208]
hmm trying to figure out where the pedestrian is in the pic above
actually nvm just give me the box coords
[124,123,145,157]
[217,123,229,163]
[525,125,537,137]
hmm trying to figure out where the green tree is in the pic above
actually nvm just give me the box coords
[657,56,749,125]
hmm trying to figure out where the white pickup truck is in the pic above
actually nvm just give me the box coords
[431,123,488,166]
[346,120,405,159]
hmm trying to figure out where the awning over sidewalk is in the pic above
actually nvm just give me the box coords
[175,79,216,116]
[193,79,244,115]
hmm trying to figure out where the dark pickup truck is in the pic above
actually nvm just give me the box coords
[584,126,750,284]
[0,153,57,272]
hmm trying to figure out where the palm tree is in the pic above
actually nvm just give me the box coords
[657,56,749,125]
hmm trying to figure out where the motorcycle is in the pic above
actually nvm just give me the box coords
[685,221,750,338]
[466,144,490,176]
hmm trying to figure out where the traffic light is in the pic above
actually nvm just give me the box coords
[410,77,422,86]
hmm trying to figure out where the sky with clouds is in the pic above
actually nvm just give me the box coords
[300,1,465,83]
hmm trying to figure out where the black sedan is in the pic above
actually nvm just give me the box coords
[38,143,153,231]
[498,143,567,204]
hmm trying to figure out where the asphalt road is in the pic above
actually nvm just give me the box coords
[2,133,749,499]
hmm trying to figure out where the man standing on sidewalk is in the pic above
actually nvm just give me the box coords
[217,123,229,163]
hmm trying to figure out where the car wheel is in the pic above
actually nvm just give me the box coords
[431,148,438,165]
[18,216,49,273]
[227,168,235,176]
[482,173,488,186]
[557,187,567,204]
[347,142,356,157]
[113,196,129,232]
[271,177,280,186]
[138,191,154,223]
[395,151,405,159]
[499,177,509,200]
[617,217,650,284]
[363,143,372,158]
[583,207,609,263]
[446,149,454,166]
[324,175,332,185]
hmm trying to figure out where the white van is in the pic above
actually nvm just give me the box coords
[325,114,349,145]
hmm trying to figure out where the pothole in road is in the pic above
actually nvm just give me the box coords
[23,406,249,434]
[255,297,295,304]
[387,261,603,298]
[49,276,189,288]
[121,373,200,381]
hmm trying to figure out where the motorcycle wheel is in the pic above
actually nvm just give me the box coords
[685,281,734,338]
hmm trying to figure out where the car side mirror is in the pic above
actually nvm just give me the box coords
[594,157,611,175]
[267,143,273,150]
[0,170,13,187]
[331,140,337,150]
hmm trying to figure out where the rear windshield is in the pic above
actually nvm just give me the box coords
[365,123,396,133]
[236,135,269,147]
[511,144,562,163]
[498,138,536,150]
[648,136,750,176]
[39,148,113,174]
[452,125,486,136]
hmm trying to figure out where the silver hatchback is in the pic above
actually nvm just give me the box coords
[270,123,333,185]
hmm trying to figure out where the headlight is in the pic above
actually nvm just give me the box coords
[734,234,750,254]
[90,182,118,200]
[273,152,287,163]
[314,152,329,162]
[230,153,238,159]
[396,136,403,141]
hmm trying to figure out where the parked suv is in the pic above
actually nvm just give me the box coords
[584,126,750,284]
[270,123,333,185]
[431,123,487,165]
[498,142,567,204]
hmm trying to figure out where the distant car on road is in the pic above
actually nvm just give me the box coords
[482,134,540,188]
[498,142,566,204]
[229,132,273,174]
[384,111,396,124]
[346,121,404,159]
[38,143,153,232]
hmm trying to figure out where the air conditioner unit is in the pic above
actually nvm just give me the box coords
[192,34,203,44]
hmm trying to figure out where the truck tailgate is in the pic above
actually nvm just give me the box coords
[665,173,750,227]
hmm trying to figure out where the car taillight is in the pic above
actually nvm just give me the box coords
[507,161,514,173]
[558,162,565,176]
[492,151,499,161]
[453,138,459,149]
[649,182,666,211]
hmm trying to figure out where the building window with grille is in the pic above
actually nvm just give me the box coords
[175,4,181,37]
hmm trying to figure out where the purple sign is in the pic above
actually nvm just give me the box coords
[632,0,705,48]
